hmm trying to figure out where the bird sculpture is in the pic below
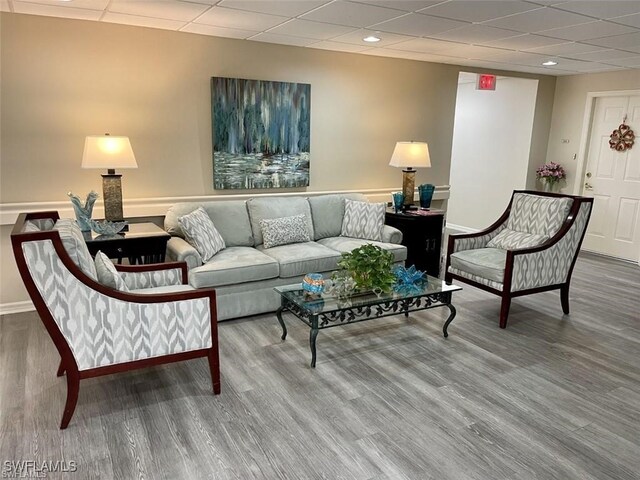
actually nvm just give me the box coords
[67,191,99,232]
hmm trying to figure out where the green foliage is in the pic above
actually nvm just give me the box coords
[337,244,396,293]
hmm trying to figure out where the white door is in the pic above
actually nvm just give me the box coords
[582,95,640,261]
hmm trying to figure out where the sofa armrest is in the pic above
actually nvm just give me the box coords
[382,225,403,244]
[166,237,202,270]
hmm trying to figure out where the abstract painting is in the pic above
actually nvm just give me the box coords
[212,77,311,190]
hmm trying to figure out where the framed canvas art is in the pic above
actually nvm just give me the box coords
[212,77,311,190]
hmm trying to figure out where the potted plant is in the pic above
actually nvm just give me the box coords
[335,244,396,293]
[536,162,566,192]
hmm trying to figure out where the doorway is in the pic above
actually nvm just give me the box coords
[579,93,640,262]
[447,72,539,231]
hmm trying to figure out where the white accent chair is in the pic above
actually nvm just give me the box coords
[445,191,593,328]
[11,212,220,429]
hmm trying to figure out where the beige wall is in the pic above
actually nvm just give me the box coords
[545,69,640,193]
[0,12,557,307]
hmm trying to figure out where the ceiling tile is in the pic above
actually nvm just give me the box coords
[483,50,552,66]
[539,20,638,41]
[429,25,521,44]
[180,23,258,38]
[249,32,318,47]
[483,33,566,50]
[419,0,539,23]
[526,41,602,55]
[12,1,102,20]
[102,12,186,30]
[562,49,639,62]
[352,1,443,12]
[564,61,626,72]
[16,0,109,10]
[583,31,640,53]
[268,19,357,40]
[109,0,209,22]
[601,55,640,67]
[195,6,288,30]
[442,44,513,59]
[217,0,328,18]
[483,7,594,33]
[329,29,414,47]
[0,0,10,12]
[300,0,405,28]
[373,12,468,36]
[551,1,640,19]
[389,36,462,53]
[308,40,373,52]
[610,13,640,29]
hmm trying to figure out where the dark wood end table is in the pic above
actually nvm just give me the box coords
[83,222,170,265]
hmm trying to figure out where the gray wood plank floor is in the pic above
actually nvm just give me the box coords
[1,252,639,480]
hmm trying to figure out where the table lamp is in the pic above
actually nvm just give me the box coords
[389,141,431,208]
[82,134,137,221]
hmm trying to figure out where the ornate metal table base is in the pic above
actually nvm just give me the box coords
[276,292,457,368]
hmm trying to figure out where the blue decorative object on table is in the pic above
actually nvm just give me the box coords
[393,264,426,294]
[302,273,324,295]
[418,184,435,209]
[89,219,127,236]
[68,191,99,232]
[392,191,404,213]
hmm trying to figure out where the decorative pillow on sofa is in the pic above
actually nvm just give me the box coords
[178,207,225,262]
[487,228,549,250]
[341,199,385,241]
[260,214,311,248]
[94,251,129,291]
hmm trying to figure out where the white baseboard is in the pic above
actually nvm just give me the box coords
[0,300,35,316]
[445,223,477,234]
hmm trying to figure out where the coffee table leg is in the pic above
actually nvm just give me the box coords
[276,306,287,340]
[310,316,319,368]
[443,303,456,338]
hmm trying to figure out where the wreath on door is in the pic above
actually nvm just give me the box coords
[609,120,635,152]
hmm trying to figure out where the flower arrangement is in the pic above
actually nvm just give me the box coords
[536,162,566,189]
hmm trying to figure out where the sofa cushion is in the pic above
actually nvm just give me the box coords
[54,219,98,280]
[257,242,341,278]
[165,200,254,247]
[317,237,407,263]
[247,197,314,246]
[341,199,385,241]
[260,214,311,249]
[130,285,195,295]
[189,247,279,288]
[486,228,549,250]
[94,251,129,291]
[507,193,572,237]
[178,207,226,262]
[308,193,367,240]
[449,248,507,283]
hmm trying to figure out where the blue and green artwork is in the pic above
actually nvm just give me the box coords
[212,77,311,190]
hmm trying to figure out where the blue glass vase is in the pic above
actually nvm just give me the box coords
[418,184,435,209]
[392,192,404,213]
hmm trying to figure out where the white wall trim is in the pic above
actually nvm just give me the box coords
[572,89,640,195]
[445,222,477,234]
[0,300,34,316]
[0,186,450,226]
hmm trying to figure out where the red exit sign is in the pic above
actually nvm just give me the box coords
[476,74,496,90]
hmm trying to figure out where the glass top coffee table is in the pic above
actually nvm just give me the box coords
[274,276,462,367]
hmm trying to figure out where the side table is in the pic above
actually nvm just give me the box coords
[385,208,445,277]
[83,222,171,265]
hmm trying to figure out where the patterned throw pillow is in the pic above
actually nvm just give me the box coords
[260,214,311,248]
[341,199,385,241]
[507,193,573,237]
[487,228,549,250]
[94,251,129,291]
[178,207,226,262]
[54,219,98,280]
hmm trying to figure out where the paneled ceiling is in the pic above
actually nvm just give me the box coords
[2,0,640,75]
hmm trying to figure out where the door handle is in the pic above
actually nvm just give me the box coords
[584,182,593,190]
[586,171,592,178]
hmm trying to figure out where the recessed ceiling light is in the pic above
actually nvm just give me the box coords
[363,35,381,43]
[542,60,558,66]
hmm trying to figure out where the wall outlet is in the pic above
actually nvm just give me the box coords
[561,139,570,143]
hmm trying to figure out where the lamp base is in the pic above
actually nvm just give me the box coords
[101,173,124,222]
[401,168,416,207]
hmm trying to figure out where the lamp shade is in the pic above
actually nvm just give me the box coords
[389,141,431,169]
[81,135,137,169]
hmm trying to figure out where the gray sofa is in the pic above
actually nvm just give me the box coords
[165,194,407,321]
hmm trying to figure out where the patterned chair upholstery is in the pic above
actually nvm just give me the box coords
[445,191,593,328]
[11,212,220,429]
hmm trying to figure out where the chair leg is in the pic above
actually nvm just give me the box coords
[208,347,221,395]
[60,370,80,429]
[561,284,570,314]
[56,360,65,377]
[499,296,511,329]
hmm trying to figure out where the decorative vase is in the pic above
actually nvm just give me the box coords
[68,191,98,232]
[418,184,435,208]
[302,273,324,295]
[391,192,404,213]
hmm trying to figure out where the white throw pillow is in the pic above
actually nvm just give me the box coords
[340,199,385,241]
[487,228,549,250]
[178,207,226,262]
[260,214,311,248]
[94,251,129,291]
